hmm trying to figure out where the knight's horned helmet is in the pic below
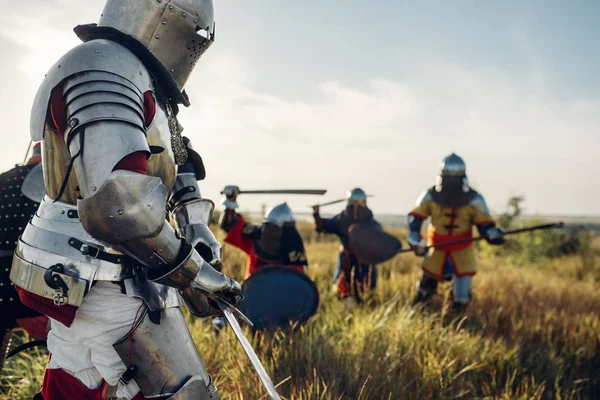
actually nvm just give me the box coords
[99,0,215,91]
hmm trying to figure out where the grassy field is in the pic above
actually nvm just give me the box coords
[1,224,599,399]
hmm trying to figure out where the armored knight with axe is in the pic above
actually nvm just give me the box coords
[219,186,309,277]
[313,188,380,305]
[407,154,504,310]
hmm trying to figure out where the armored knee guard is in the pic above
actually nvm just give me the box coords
[113,307,219,399]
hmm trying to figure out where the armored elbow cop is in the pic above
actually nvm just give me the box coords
[169,173,222,266]
[78,171,237,297]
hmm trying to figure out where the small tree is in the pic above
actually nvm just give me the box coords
[498,195,525,229]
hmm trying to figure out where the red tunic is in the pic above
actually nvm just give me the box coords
[224,216,306,277]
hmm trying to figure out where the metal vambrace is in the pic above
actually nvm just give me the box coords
[78,171,238,315]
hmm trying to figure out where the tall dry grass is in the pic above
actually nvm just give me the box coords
[1,225,598,399]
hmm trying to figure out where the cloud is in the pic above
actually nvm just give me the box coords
[0,1,597,216]
[182,54,600,215]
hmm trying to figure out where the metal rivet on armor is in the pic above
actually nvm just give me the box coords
[194,19,198,23]
[58,64,61,68]
[95,50,99,54]
[68,118,79,128]
[139,71,143,75]
[169,6,174,10]
[182,12,186,17]
[170,69,175,72]
[155,35,160,39]
[93,187,97,191]
[117,210,123,215]
[162,21,167,25]
[44,291,48,295]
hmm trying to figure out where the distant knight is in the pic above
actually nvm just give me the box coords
[407,153,504,310]
[313,188,379,304]
[219,186,308,277]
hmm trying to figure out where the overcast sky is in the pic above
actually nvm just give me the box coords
[0,0,598,216]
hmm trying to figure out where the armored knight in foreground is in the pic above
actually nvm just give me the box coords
[407,154,504,310]
[313,188,379,304]
[11,1,242,399]
[219,186,308,277]
[0,143,50,372]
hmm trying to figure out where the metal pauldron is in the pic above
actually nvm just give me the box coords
[469,193,491,215]
[64,70,151,198]
[30,40,153,141]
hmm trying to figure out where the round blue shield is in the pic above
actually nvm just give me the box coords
[237,265,319,330]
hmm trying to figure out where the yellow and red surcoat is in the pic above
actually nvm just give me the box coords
[409,195,495,279]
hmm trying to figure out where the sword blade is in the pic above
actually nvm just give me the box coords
[217,300,282,400]
[312,198,346,207]
[239,189,327,195]
[312,195,374,208]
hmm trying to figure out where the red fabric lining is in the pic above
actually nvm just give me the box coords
[15,286,78,327]
[15,316,50,340]
[143,91,156,127]
[113,152,148,175]
[26,156,42,165]
[49,89,67,137]
[42,367,105,400]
